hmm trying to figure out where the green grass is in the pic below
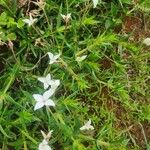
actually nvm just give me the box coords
[0,0,150,149]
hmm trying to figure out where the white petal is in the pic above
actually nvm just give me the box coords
[44,83,49,89]
[43,89,55,99]
[87,119,91,125]
[88,125,94,130]
[34,101,44,110]
[41,130,47,139]
[61,14,66,19]
[33,94,43,102]
[38,77,46,83]
[46,74,51,81]
[45,99,55,107]
[92,0,98,8]
[76,55,87,62]
[80,125,87,131]
[46,130,53,139]
[46,74,53,85]
[22,19,30,24]
[54,54,60,60]
[51,80,60,90]
[49,60,55,64]
[38,140,51,150]
[67,13,71,18]
[52,80,60,86]
[33,18,37,23]
[47,52,54,60]
[143,38,150,46]
[41,130,53,140]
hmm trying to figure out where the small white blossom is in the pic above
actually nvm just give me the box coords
[38,74,53,90]
[33,90,55,111]
[23,13,37,26]
[41,130,53,141]
[80,119,94,131]
[38,73,60,90]
[92,0,98,8]
[48,52,60,64]
[143,38,150,46]
[61,13,71,23]
[38,139,51,150]
[76,55,87,62]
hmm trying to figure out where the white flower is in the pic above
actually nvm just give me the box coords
[41,130,53,141]
[61,13,71,23]
[23,13,37,26]
[38,139,51,150]
[38,74,53,90]
[76,55,87,62]
[33,90,55,111]
[38,73,60,90]
[92,0,98,8]
[80,119,94,131]
[48,52,60,64]
[143,38,150,46]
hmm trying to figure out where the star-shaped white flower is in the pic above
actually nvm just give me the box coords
[38,74,53,90]
[80,119,94,131]
[38,73,60,90]
[47,52,60,64]
[33,90,55,111]
[23,13,37,26]
[143,38,150,46]
[38,139,51,150]
[76,55,87,62]
[61,13,71,23]
[92,0,98,8]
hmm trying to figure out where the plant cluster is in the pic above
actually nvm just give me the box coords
[0,0,150,150]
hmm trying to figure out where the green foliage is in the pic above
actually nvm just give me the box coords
[0,0,149,150]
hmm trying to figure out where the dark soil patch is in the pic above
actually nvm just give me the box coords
[100,57,113,70]
[129,122,150,149]
[123,16,144,42]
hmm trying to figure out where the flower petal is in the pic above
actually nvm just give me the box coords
[44,83,49,89]
[76,55,87,62]
[67,13,71,18]
[87,119,91,125]
[49,60,55,64]
[46,73,51,81]
[47,52,54,60]
[43,89,55,99]
[54,54,60,60]
[46,74,53,85]
[45,99,55,107]
[33,94,43,102]
[22,19,30,24]
[80,125,87,131]
[92,0,98,8]
[61,14,66,19]
[38,140,51,150]
[38,77,46,83]
[34,101,44,110]
[88,125,94,130]
[51,80,60,90]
